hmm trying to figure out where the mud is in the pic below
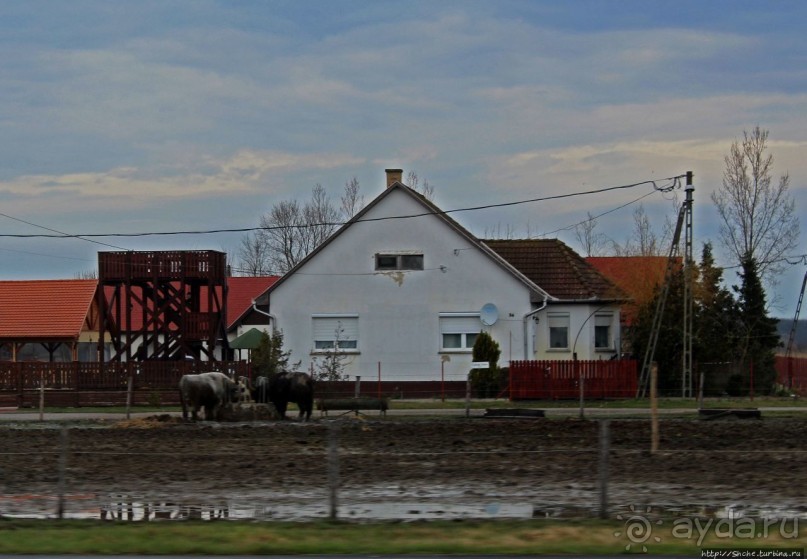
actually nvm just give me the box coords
[1,416,805,520]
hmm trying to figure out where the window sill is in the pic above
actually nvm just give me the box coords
[439,349,473,354]
[310,350,360,356]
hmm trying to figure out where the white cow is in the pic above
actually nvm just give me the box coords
[179,372,238,421]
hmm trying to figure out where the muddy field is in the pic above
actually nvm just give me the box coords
[1,416,805,520]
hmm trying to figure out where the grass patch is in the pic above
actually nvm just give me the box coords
[0,519,803,555]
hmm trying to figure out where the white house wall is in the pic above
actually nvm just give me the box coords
[269,188,535,383]
[533,303,621,361]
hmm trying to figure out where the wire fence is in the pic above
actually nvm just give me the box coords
[1,418,805,523]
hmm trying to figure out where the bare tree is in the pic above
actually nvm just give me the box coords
[610,205,664,256]
[311,321,352,382]
[406,170,435,200]
[257,186,341,275]
[340,176,364,218]
[483,222,516,239]
[74,269,98,279]
[239,182,353,276]
[236,231,274,276]
[258,199,307,274]
[301,183,341,253]
[573,212,609,256]
[712,126,799,284]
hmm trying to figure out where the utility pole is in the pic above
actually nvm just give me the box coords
[682,171,694,398]
[637,172,694,398]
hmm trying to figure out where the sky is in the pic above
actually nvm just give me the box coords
[1,0,805,318]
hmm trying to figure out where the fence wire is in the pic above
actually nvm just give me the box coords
[1,417,806,523]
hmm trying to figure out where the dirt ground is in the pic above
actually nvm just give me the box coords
[1,415,806,520]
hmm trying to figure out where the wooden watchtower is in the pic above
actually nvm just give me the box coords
[97,250,229,362]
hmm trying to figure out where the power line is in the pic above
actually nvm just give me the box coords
[538,189,660,238]
[719,253,807,271]
[0,211,129,250]
[0,246,95,262]
[0,175,686,240]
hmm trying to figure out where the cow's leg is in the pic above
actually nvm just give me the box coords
[301,396,313,421]
[180,390,189,420]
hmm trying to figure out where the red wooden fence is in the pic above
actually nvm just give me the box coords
[0,361,250,408]
[1,359,641,407]
[775,356,807,394]
[509,359,638,400]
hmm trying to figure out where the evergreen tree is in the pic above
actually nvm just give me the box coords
[250,329,298,379]
[628,268,685,395]
[693,243,740,395]
[470,331,502,398]
[733,254,780,394]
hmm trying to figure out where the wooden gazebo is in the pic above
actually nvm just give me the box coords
[0,279,100,362]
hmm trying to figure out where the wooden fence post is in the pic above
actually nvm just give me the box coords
[465,374,471,418]
[598,419,610,519]
[327,423,340,521]
[39,369,45,421]
[57,427,69,519]
[126,373,133,419]
[651,362,659,454]
[74,361,80,407]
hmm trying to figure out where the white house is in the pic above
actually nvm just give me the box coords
[251,170,625,383]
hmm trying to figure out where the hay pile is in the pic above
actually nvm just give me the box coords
[220,402,279,421]
[112,414,183,429]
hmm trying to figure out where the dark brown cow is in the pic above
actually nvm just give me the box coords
[251,372,314,421]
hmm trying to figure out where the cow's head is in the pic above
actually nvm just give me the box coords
[222,377,240,404]
[236,376,253,403]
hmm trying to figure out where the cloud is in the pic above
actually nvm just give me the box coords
[0,150,365,216]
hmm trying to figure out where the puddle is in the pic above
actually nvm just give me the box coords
[0,493,534,521]
[2,483,806,522]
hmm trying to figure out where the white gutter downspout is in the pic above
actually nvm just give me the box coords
[251,300,276,330]
[523,298,548,360]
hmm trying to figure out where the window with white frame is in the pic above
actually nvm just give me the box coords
[439,313,481,351]
[312,315,358,351]
[375,253,424,271]
[594,314,613,349]
[547,313,570,350]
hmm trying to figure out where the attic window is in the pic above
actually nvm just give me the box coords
[375,253,424,271]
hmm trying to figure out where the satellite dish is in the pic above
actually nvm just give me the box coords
[480,303,499,326]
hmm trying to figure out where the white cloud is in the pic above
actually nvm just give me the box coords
[0,150,365,215]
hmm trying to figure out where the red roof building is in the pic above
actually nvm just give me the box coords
[0,279,99,361]
[586,256,672,326]
[0,276,278,362]
[484,239,626,302]
[225,276,279,330]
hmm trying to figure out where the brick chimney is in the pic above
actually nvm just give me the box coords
[385,168,403,188]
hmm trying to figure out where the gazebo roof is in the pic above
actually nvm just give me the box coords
[230,327,266,350]
[0,279,98,342]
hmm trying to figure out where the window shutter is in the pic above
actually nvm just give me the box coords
[439,315,481,334]
[313,316,358,343]
[595,314,612,327]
